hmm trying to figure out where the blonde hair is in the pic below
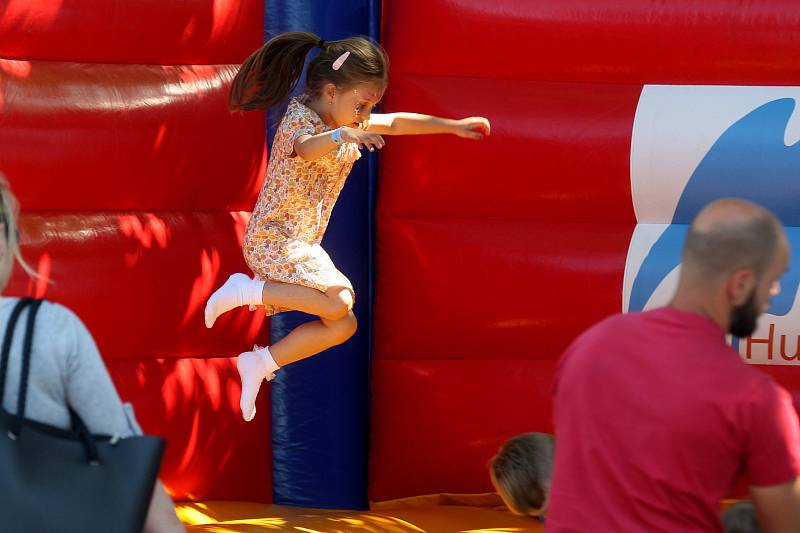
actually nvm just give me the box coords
[0,173,37,289]
[489,432,554,515]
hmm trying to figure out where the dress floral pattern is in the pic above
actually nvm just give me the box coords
[243,96,361,315]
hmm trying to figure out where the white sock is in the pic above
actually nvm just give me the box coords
[205,273,265,328]
[237,345,279,422]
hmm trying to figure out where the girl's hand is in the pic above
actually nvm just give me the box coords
[454,117,491,140]
[340,127,385,152]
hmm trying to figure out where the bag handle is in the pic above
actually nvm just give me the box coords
[7,298,43,438]
[16,298,44,423]
[2,299,104,464]
[69,406,101,465]
[10,298,103,464]
[0,298,34,405]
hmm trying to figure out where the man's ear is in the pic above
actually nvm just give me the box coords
[726,268,756,306]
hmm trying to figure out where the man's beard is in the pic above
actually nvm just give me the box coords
[729,289,761,338]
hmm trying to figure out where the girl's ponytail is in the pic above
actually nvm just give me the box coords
[229,31,321,112]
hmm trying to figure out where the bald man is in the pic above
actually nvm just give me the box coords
[547,199,800,533]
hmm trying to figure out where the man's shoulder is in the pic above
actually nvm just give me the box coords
[581,311,642,338]
[738,365,787,397]
[562,310,671,364]
[559,313,635,363]
[582,307,692,337]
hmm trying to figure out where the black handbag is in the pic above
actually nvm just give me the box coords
[0,298,166,533]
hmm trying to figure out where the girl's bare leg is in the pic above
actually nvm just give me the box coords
[235,286,357,421]
[262,282,353,321]
[205,274,352,327]
[269,309,357,367]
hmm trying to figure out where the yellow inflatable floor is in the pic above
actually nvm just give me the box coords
[178,493,544,533]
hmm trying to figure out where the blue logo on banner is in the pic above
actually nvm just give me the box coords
[629,98,800,314]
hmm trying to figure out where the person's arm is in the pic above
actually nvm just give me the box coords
[144,481,186,533]
[746,381,800,532]
[750,479,800,533]
[294,128,385,161]
[365,113,490,139]
[750,478,800,533]
[63,308,184,531]
[63,308,137,437]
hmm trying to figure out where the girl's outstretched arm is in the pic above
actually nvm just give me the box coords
[365,113,490,139]
[294,128,385,160]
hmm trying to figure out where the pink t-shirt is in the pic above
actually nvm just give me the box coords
[547,307,800,532]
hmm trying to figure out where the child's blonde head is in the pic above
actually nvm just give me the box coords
[0,173,36,291]
[489,432,554,516]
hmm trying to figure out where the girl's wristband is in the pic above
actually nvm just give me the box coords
[331,128,343,145]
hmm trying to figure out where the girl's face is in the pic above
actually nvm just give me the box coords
[326,80,385,129]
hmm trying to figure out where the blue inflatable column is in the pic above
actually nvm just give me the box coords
[265,0,379,509]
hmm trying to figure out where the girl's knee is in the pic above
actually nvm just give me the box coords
[341,312,357,338]
[328,302,351,321]
[326,312,357,345]
[323,288,354,320]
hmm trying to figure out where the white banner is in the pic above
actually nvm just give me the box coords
[625,85,800,365]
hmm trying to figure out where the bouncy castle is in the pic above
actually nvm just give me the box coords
[3,0,800,530]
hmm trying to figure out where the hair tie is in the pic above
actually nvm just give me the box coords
[332,51,350,71]
[317,39,325,49]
